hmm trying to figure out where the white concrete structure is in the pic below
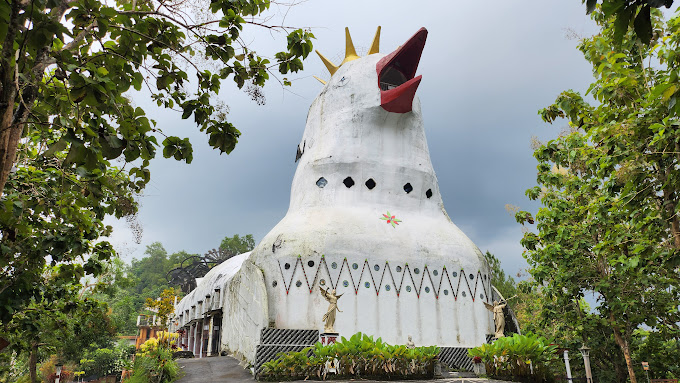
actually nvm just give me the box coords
[173,27,494,363]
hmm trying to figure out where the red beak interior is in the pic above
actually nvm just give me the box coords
[376,28,428,113]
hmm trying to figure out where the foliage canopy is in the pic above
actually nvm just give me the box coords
[518,7,680,383]
[0,0,313,357]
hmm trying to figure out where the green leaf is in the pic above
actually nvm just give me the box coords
[156,75,170,90]
[43,138,68,157]
[633,5,652,44]
[132,72,144,91]
[585,0,597,14]
[613,6,633,44]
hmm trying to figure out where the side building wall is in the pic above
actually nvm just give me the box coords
[170,252,268,362]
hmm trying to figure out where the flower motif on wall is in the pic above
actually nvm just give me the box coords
[380,211,402,228]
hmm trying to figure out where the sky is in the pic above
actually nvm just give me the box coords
[104,1,606,277]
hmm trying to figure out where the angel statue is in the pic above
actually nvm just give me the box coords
[484,300,508,339]
[319,287,343,333]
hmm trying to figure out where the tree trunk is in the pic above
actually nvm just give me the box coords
[610,315,637,383]
[0,0,60,198]
[0,105,23,198]
[0,0,21,199]
[670,213,680,249]
[660,167,680,248]
[29,342,38,383]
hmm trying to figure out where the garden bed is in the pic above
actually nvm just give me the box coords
[258,332,440,381]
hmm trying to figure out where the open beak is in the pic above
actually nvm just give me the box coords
[376,28,427,113]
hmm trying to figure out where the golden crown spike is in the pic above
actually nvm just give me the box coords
[368,26,381,55]
[316,50,338,76]
[315,26,382,78]
[341,27,360,65]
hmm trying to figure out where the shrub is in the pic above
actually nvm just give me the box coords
[38,355,77,383]
[259,332,440,381]
[125,346,180,383]
[123,332,181,383]
[468,333,558,382]
[80,347,116,378]
[75,340,133,380]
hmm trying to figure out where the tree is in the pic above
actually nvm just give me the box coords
[0,0,314,197]
[581,0,673,44]
[145,288,178,330]
[0,0,313,349]
[518,8,680,383]
[0,266,116,383]
[0,133,131,337]
[96,243,188,335]
[633,329,680,379]
[219,233,255,255]
[130,242,173,295]
[483,250,518,301]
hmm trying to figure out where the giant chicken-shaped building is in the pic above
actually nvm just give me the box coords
[172,27,495,369]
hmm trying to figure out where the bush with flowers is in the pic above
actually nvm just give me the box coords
[124,332,181,383]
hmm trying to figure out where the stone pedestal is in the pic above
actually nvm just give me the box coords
[320,332,339,346]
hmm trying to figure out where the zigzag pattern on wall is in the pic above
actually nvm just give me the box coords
[276,256,490,302]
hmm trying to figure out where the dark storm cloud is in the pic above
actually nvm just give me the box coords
[105,1,600,275]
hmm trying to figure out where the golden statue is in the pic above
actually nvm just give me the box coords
[484,300,508,338]
[319,287,343,333]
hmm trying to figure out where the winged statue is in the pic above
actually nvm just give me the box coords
[319,287,343,333]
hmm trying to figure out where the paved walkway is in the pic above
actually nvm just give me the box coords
[176,356,508,383]
[176,356,253,383]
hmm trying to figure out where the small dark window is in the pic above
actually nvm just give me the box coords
[307,260,315,267]
[295,280,302,287]
[316,177,327,188]
[426,189,433,198]
[343,177,355,188]
[272,281,278,287]
[365,178,376,190]
[469,274,474,280]
[403,183,413,193]
[284,263,291,270]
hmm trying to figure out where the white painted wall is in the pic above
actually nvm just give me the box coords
[220,259,268,361]
[174,44,495,363]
